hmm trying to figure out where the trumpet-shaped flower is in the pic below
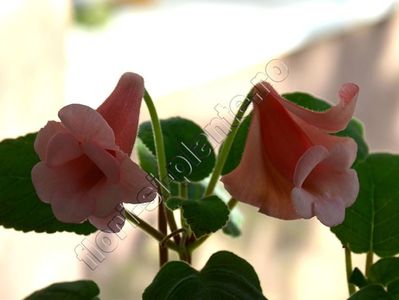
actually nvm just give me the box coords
[32,73,156,231]
[222,82,359,226]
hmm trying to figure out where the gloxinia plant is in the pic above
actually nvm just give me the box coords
[31,73,156,231]
[222,82,359,226]
[1,69,399,300]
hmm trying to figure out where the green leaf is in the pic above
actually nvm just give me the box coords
[369,258,399,285]
[336,119,369,165]
[213,180,244,238]
[348,285,392,300]
[165,181,207,209]
[387,279,399,300]
[348,259,399,299]
[167,181,242,238]
[165,197,184,211]
[350,268,369,288]
[332,154,399,257]
[136,138,158,177]
[138,117,216,182]
[143,251,267,300]
[166,195,229,238]
[222,218,241,237]
[169,181,206,201]
[0,134,96,234]
[282,92,331,111]
[24,280,100,300]
[221,113,252,175]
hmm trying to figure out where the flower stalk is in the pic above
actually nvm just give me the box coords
[345,244,356,296]
[204,93,253,197]
[143,89,180,266]
[365,250,373,277]
[125,211,179,252]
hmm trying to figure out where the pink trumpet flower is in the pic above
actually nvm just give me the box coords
[32,73,156,231]
[222,82,360,226]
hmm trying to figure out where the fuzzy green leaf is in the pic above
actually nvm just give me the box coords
[143,251,266,300]
[348,285,392,300]
[332,154,399,257]
[24,280,100,300]
[138,118,215,182]
[166,195,229,238]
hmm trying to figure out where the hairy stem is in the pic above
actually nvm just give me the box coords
[144,89,180,266]
[178,181,192,263]
[227,197,238,210]
[178,230,192,264]
[204,94,252,197]
[160,228,186,247]
[179,182,191,235]
[125,211,179,252]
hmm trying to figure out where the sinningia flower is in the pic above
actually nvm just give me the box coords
[32,73,156,231]
[222,82,360,226]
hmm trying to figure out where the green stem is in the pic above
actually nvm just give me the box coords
[227,197,238,210]
[160,228,186,247]
[179,181,188,200]
[178,181,192,263]
[204,95,252,197]
[188,234,208,252]
[143,89,170,201]
[365,250,373,277]
[179,182,191,234]
[125,211,179,252]
[189,93,252,253]
[178,231,192,263]
[345,245,356,296]
[144,89,180,265]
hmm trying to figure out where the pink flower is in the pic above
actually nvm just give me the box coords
[221,82,360,226]
[32,73,156,231]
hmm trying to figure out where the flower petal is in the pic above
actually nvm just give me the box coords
[117,152,157,204]
[82,141,120,184]
[254,82,312,180]
[32,162,58,204]
[89,205,126,232]
[58,104,116,149]
[293,145,329,188]
[32,161,95,222]
[97,72,144,155]
[279,83,358,133]
[292,144,359,221]
[295,139,358,202]
[306,167,359,208]
[34,121,66,160]
[291,187,314,219]
[290,113,358,167]
[45,132,82,167]
[320,138,358,171]
[314,196,345,226]
[293,187,347,226]
[51,190,94,223]
[221,109,298,220]
[88,179,124,217]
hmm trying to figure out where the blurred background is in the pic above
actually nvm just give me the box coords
[1,0,399,299]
